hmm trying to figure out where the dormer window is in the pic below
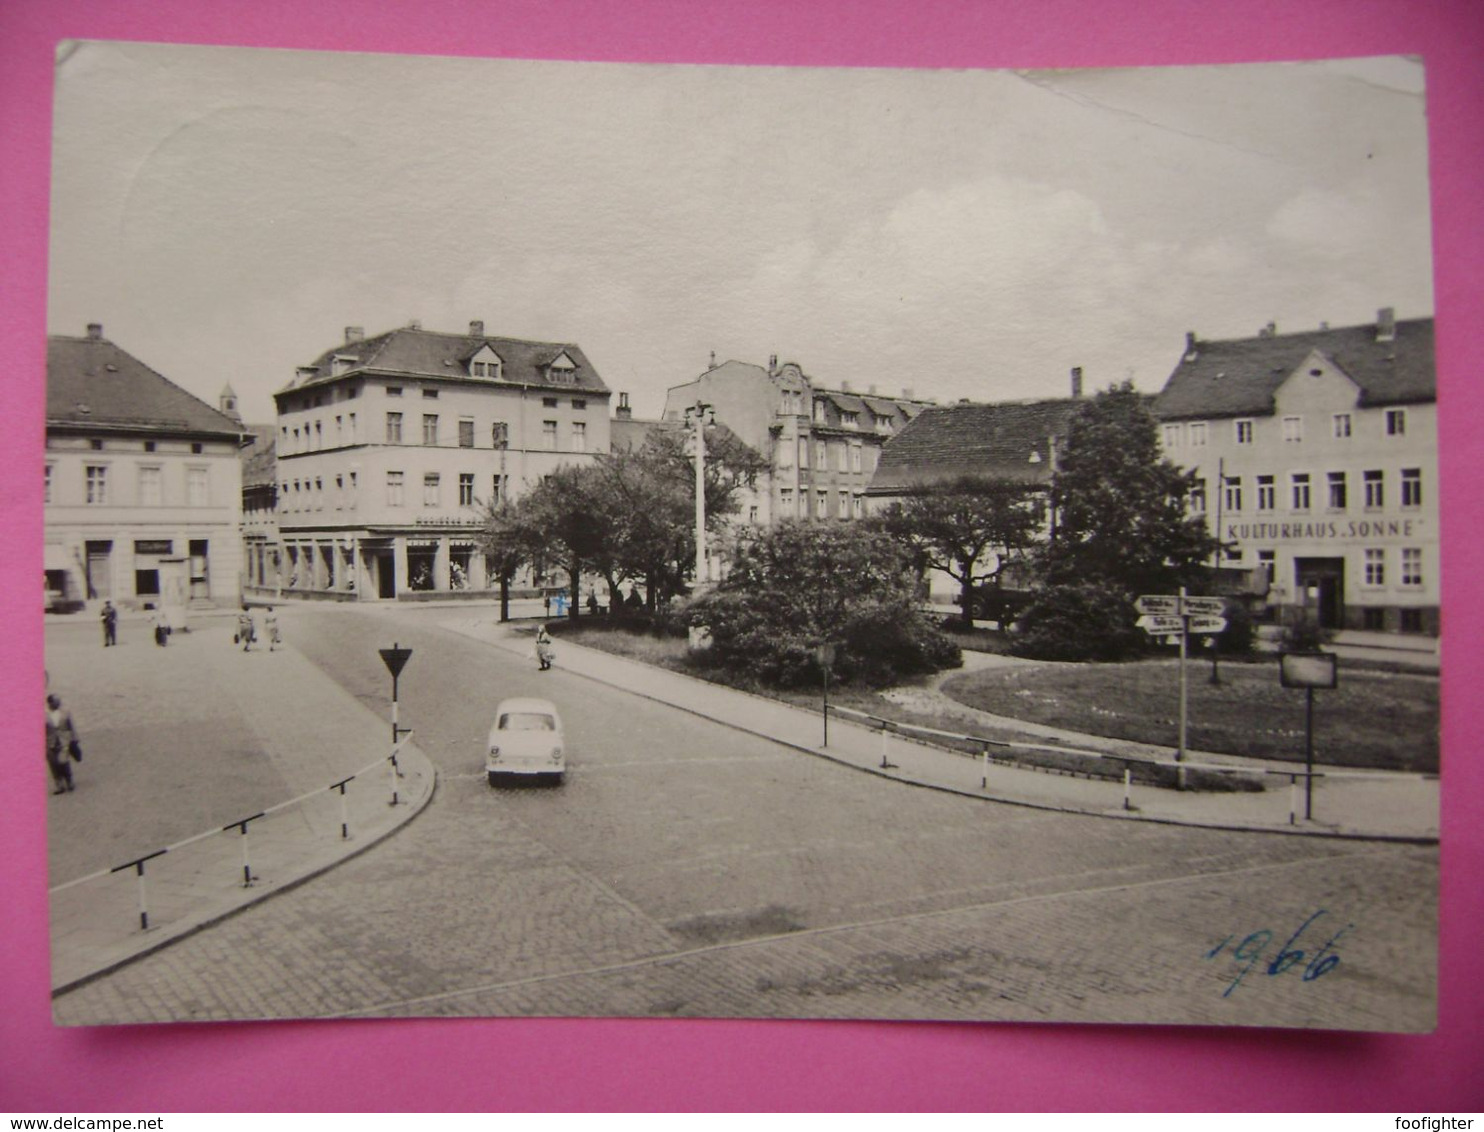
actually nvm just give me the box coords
[331,354,356,377]
[547,352,578,384]
[469,344,503,380]
[842,411,859,429]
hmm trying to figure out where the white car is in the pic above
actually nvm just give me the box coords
[486,697,565,784]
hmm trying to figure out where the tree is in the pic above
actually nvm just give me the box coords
[882,475,1045,629]
[475,496,544,622]
[687,521,960,687]
[1039,382,1218,595]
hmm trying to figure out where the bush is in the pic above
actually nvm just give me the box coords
[1279,619,1331,653]
[1216,601,1257,654]
[1011,583,1146,661]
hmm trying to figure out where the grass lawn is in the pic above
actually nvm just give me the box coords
[940,657,1438,773]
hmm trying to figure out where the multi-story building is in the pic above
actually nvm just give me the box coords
[238,422,280,595]
[45,324,247,612]
[662,357,928,531]
[273,321,610,599]
[1153,309,1437,635]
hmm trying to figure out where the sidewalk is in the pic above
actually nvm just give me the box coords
[45,614,435,995]
[442,615,1439,844]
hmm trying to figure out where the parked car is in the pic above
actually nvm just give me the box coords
[486,697,565,784]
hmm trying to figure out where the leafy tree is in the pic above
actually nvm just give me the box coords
[882,475,1045,629]
[1039,382,1218,596]
[687,521,960,687]
[475,495,547,622]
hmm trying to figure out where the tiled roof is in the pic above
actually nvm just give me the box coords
[281,327,609,396]
[239,423,278,488]
[610,417,663,452]
[1154,316,1434,421]
[868,398,1084,494]
[47,335,247,439]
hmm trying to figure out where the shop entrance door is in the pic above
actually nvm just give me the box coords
[85,541,112,600]
[376,550,396,599]
[1294,557,1345,630]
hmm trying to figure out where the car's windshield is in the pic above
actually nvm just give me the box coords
[499,712,556,732]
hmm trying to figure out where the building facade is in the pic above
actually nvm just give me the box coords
[45,324,247,613]
[1153,309,1437,635]
[272,322,610,599]
[662,357,928,530]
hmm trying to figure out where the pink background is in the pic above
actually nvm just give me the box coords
[3,0,1480,1112]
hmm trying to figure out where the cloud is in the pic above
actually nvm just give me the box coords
[1266,188,1378,256]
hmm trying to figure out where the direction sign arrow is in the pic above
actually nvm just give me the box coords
[1187,615,1228,634]
[1135,595,1180,616]
[1180,596,1226,616]
[1136,614,1185,633]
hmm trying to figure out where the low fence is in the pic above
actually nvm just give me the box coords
[829,705,1437,830]
[50,736,415,934]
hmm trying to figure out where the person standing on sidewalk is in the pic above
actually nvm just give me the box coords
[264,607,281,651]
[535,625,554,670]
[239,606,257,652]
[100,600,117,647]
[45,693,79,794]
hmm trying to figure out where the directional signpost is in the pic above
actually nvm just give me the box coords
[1133,590,1229,783]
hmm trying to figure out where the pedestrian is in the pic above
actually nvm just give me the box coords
[586,591,598,616]
[264,607,281,651]
[100,600,117,647]
[45,693,80,794]
[534,625,554,671]
[238,606,257,652]
[153,607,170,647]
[543,593,552,618]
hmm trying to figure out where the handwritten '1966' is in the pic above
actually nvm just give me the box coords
[1204,909,1352,997]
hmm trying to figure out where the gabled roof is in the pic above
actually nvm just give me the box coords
[239,423,278,488]
[1154,316,1434,421]
[280,327,609,397]
[47,335,246,439]
[868,398,1083,495]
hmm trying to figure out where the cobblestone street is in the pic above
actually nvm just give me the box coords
[49,605,1438,1030]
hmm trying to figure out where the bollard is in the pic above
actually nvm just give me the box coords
[1123,766,1133,811]
[331,776,355,840]
[111,849,167,932]
[1289,774,1299,826]
[388,754,401,808]
[225,813,265,888]
[982,742,990,791]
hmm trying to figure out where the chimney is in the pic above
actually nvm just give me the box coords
[901,387,914,400]
[344,326,364,343]
[616,392,632,421]
[469,320,484,337]
[868,384,878,395]
[841,380,852,393]
[768,354,778,372]
[407,318,422,330]
[86,323,103,340]
[1071,366,1084,399]
[1183,331,1198,363]
[1376,306,1396,342]
[1259,321,1277,338]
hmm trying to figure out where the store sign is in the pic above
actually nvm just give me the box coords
[1280,652,1338,689]
[1225,518,1424,543]
[134,539,173,555]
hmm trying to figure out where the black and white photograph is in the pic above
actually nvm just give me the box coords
[43,42,1438,1031]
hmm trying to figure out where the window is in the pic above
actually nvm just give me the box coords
[422,388,439,399]
[1401,609,1424,633]
[1291,473,1311,511]
[1364,548,1385,586]
[850,445,862,473]
[815,491,828,519]
[1327,471,1347,510]
[780,488,794,515]
[85,465,108,505]
[190,443,204,455]
[1401,468,1422,508]
[1162,424,1183,448]
[542,421,557,450]
[813,401,825,424]
[387,386,403,397]
[314,477,323,509]
[854,494,866,519]
[90,439,104,451]
[492,422,508,449]
[138,466,162,507]
[348,471,357,504]
[815,442,827,471]
[836,444,847,472]
[335,416,343,445]
[491,474,503,503]
[1223,476,1242,513]
[1257,475,1275,511]
[1402,547,1423,587]
[422,414,439,446]
[315,421,323,449]
[423,473,440,507]
[458,418,475,448]
[839,490,850,518]
[842,411,859,429]
[571,421,587,452]
[1386,409,1407,436]
[335,474,344,508]
[348,413,356,441]
[542,397,559,408]
[387,471,404,507]
[748,505,759,523]
[1333,413,1352,439]
[386,412,403,444]
[572,399,587,410]
[778,439,793,468]
[1283,416,1304,443]
[144,441,156,453]
[1363,608,1386,631]
[1188,422,1208,447]
[1257,550,1276,584]
[1364,470,1384,509]
[1190,477,1206,514]
[459,473,475,506]
[292,427,300,451]
[44,464,53,504]
[1232,419,1252,445]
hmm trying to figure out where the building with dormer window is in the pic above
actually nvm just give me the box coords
[1153,309,1437,635]
[270,321,610,599]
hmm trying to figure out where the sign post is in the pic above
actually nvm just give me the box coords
[1280,652,1338,821]
[815,643,836,748]
[1134,592,1228,789]
[378,644,414,805]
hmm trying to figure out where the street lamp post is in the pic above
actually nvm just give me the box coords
[686,400,713,588]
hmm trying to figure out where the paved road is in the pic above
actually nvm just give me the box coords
[53,604,1437,1029]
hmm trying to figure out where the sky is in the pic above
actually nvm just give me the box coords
[47,44,1434,425]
